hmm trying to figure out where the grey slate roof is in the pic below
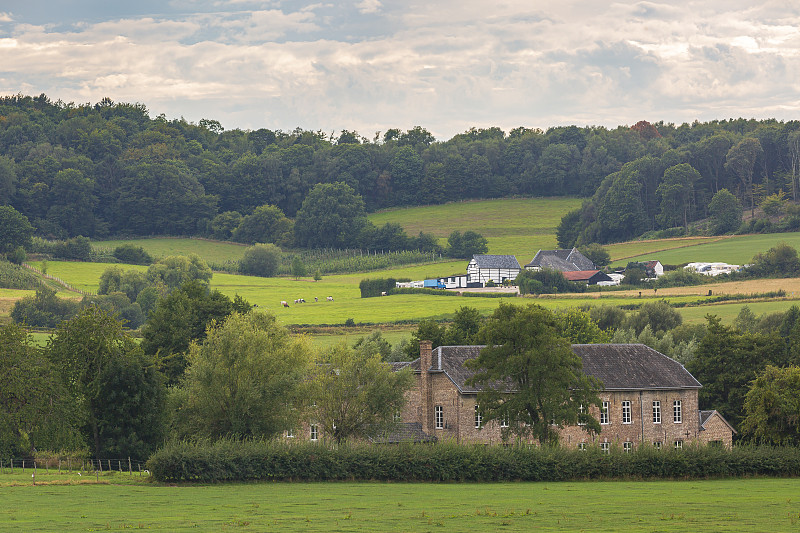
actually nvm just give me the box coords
[571,344,701,390]
[525,248,595,271]
[471,254,521,269]
[403,344,701,394]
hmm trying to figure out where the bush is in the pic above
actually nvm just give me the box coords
[516,268,586,295]
[147,439,800,483]
[239,243,281,277]
[113,244,153,265]
[359,278,410,298]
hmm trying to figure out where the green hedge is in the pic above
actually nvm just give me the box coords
[147,439,800,483]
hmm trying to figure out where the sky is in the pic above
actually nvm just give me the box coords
[1,1,799,140]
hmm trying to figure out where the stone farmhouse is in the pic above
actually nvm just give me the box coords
[525,248,595,272]
[391,341,735,449]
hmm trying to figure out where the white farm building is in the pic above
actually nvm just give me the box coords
[467,255,521,285]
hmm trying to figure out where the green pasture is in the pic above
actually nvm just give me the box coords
[1,475,798,532]
[27,261,800,327]
[369,197,582,260]
[92,237,248,263]
[609,232,800,267]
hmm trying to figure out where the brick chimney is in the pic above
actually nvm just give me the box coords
[419,340,433,371]
[419,340,433,433]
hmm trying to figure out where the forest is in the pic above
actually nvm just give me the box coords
[1,93,800,249]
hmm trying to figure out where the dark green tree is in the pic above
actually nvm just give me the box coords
[466,303,602,444]
[291,256,307,279]
[0,205,34,255]
[741,365,800,445]
[140,280,236,384]
[293,182,369,248]
[47,307,165,458]
[708,188,743,234]
[688,316,792,429]
[578,243,610,267]
[239,243,281,277]
[230,204,294,247]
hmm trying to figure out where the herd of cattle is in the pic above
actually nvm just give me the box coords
[280,296,334,308]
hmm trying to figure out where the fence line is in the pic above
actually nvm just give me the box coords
[0,457,148,476]
[21,262,96,296]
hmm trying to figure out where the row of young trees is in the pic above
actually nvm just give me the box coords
[3,94,800,245]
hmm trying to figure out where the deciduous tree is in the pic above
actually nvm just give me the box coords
[466,303,602,444]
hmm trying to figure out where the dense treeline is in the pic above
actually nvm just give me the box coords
[2,94,799,246]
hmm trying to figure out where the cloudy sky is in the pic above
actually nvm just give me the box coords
[1,1,799,139]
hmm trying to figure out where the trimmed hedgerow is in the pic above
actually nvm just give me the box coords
[147,439,800,483]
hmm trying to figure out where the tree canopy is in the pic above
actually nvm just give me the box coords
[466,303,602,444]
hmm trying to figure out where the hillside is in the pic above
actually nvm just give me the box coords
[368,197,582,261]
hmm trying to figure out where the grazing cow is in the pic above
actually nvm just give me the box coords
[327,296,334,301]
[381,291,387,296]
[300,298,306,303]
[314,297,318,302]
[281,301,289,308]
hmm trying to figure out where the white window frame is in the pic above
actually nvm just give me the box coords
[578,442,587,451]
[600,401,609,425]
[673,400,682,424]
[286,428,294,438]
[435,405,443,429]
[600,442,610,454]
[653,441,662,450]
[394,410,402,422]
[500,413,509,428]
[474,404,482,429]
[652,401,661,424]
[577,404,586,426]
[310,424,318,442]
[622,400,632,424]
[674,440,683,450]
[623,441,632,453]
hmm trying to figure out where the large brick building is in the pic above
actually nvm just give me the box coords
[391,341,735,449]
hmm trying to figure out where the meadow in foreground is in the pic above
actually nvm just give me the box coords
[1,473,798,532]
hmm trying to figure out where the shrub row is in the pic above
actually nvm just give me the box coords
[147,439,800,483]
[360,278,411,298]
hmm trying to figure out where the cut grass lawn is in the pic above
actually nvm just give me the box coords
[369,197,582,260]
[1,474,799,532]
[609,232,800,266]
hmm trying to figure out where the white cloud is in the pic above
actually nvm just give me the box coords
[1,1,800,137]
[0,12,13,22]
[355,0,382,14]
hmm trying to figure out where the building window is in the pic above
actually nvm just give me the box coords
[435,405,443,429]
[578,442,586,451]
[623,441,632,453]
[674,440,683,450]
[600,442,610,454]
[577,404,586,425]
[600,401,609,425]
[500,413,509,428]
[652,401,661,424]
[673,400,682,424]
[622,401,632,424]
[653,441,662,450]
[286,428,294,438]
[310,425,318,441]
[394,410,402,422]
[474,404,482,429]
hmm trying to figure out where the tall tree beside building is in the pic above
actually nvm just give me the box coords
[466,303,602,444]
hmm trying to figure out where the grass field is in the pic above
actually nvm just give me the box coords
[1,472,798,531]
[19,261,800,328]
[369,197,582,261]
[609,232,800,266]
[93,237,248,263]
